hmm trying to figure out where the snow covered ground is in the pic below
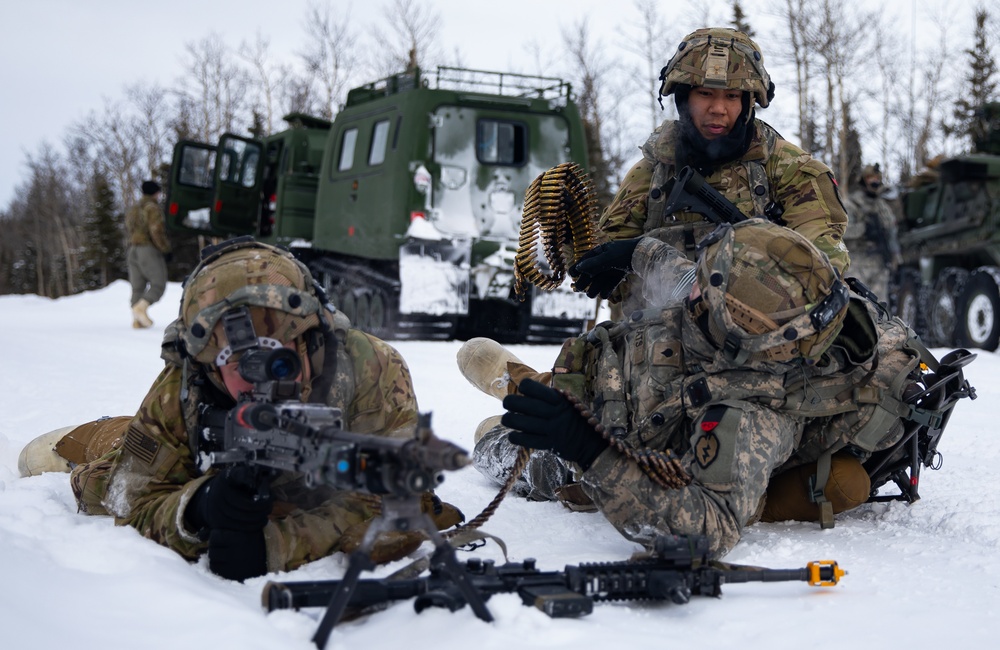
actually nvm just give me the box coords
[1,280,998,649]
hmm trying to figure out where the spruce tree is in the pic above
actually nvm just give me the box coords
[731,1,754,37]
[79,171,127,289]
[952,8,998,151]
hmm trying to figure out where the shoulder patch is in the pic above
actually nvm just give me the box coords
[123,425,160,466]
[694,431,720,468]
[798,158,833,178]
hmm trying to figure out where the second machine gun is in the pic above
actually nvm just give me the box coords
[197,345,480,648]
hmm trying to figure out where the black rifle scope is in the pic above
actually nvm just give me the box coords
[238,348,301,383]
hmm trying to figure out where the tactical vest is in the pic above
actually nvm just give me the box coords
[643,120,781,242]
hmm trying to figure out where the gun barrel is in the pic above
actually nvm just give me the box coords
[263,578,426,612]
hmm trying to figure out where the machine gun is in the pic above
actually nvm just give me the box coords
[197,346,482,648]
[264,533,844,623]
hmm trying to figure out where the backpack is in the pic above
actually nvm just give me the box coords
[778,294,977,527]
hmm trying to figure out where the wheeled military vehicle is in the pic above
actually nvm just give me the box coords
[165,67,593,343]
[893,104,1000,350]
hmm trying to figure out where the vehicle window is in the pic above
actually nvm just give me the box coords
[338,128,358,171]
[177,146,216,189]
[477,120,527,165]
[369,120,390,166]
[217,136,262,188]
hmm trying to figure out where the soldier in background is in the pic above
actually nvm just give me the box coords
[18,239,460,580]
[125,180,172,328]
[845,164,902,301]
[591,27,850,316]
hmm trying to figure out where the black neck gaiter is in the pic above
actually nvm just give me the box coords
[674,86,755,176]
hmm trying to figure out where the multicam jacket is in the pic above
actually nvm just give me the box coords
[71,312,418,572]
[125,195,171,253]
[599,119,850,313]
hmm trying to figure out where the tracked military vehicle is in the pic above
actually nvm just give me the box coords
[893,103,1000,350]
[165,67,593,343]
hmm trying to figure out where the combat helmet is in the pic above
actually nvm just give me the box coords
[179,236,326,367]
[659,27,774,108]
[692,219,850,364]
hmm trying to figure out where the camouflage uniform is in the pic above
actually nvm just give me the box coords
[70,241,424,573]
[476,220,851,557]
[125,194,172,306]
[845,182,901,301]
[598,28,850,314]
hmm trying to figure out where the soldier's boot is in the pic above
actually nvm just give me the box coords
[18,425,77,477]
[473,414,504,444]
[456,338,526,400]
[132,299,153,329]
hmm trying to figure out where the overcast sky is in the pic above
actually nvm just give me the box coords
[0,0,972,210]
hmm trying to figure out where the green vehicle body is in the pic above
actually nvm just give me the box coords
[166,67,593,342]
[893,104,1000,350]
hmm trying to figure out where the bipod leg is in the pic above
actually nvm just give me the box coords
[424,525,494,623]
[311,549,374,649]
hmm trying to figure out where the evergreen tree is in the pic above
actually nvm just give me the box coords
[839,102,864,188]
[951,7,998,151]
[79,170,126,289]
[731,1,754,37]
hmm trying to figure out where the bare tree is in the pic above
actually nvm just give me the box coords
[239,31,291,134]
[175,34,251,142]
[298,2,358,119]
[772,0,817,153]
[367,0,442,78]
[125,81,172,180]
[562,19,629,210]
[17,145,83,297]
[624,0,679,133]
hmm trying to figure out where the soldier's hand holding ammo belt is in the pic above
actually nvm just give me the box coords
[502,379,608,470]
[569,238,641,299]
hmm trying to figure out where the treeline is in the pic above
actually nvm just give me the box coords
[1,0,996,298]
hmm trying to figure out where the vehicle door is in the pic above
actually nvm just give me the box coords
[166,140,218,235]
[210,134,265,236]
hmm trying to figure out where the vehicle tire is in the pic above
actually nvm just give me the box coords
[339,290,358,326]
[894,268,928,338]
[956,268,1000,351]
[366,289,390,338]
[354,291,371,331]
[927,268,969,347]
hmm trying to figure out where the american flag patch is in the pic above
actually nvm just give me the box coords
[124,426,160,466]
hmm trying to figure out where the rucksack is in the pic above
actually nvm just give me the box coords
[778,292,977,527]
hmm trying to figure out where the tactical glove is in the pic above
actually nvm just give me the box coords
[502,379,607,470]
[207,529,267,581]
[186,466,273,533]
[569,238,641,299]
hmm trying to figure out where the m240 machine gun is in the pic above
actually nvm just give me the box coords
[197,343,478,648]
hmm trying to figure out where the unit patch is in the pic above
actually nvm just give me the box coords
[694,431,720,468]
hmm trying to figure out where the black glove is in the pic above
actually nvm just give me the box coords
[207,529,267,581]
[569,239,641,299]
[502,379,607,470]
[186,466,273,533]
